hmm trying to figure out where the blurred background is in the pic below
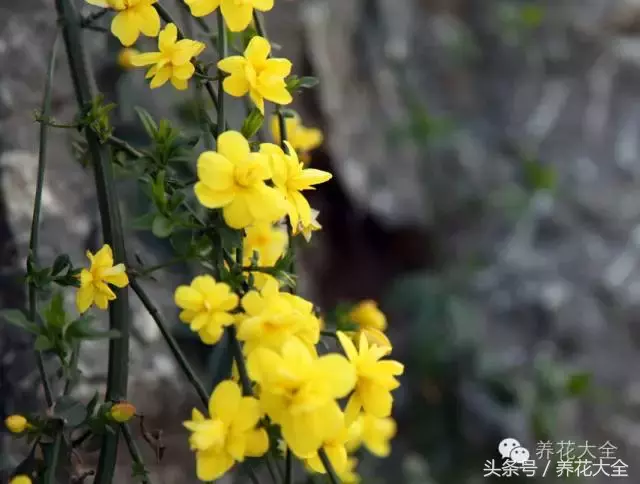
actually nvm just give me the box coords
[2,0,640,482]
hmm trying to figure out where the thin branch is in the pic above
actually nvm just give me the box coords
[107,135,143,158]
[285,448,294,484]
[43,433,63,484]
[216,10,227,138]
[130,278,210,407]
[121,423,152,484]
[80,8,109,28]
[55,1,131,482]
[29,29,61,408]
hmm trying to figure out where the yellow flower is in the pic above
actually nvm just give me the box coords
[109,402,136,422]
[242,222,288,289]
[337,332,404,421]
[5,415,28,434]
[194,131,287,229]
[303,418,350,477]
[246,337,355,457]
[185,0,274,32]
[260,142,332,229]
[218,36,292,114]
[270,113,323,164]
[237,278,320,355]
[76,244,129,314]
[348,300,391,350]
[292,207,322,242]
[86,0,160,47]
[346,413,396,457]
[174,275,239,344]
[9,475,32,484]
[117,48,141,69]
[184,380,269,481]
[340,457,361,484]
[130,23,205,90]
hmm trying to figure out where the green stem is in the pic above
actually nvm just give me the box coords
[55,1,131,482]
[252,11,267,38]
[108,135,143,158]
[121,423,152,484]
[130,279,210,407]
[81,8,109,27]
[318,449,340,484]
[131,256,190,278]
[285,448,293,484]
[216,10,227,138]
[29,30,61,409]
[63,341,80,395]
[43,432,63,484]
[277,108,297,281]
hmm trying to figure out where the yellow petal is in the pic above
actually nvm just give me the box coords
[217,56,247,75]
[86,0,109,6]
[290,190,312,227]
[360,385,393,418]
[223,75,250,97]
[194,183,235,208]
[150,65,171,88]
[92,244,114,268]
[217,130,250,164]
[197,151,235,189]
[223,197,254,229]
[186,0,220,17]
[245,428,269,457]
[76,286,95,314]
[129,52,163,66]
[233,396,262,431]
[220,0,253,32]
[171,77,189,90]
[159,23,178,52]
[293,168,332,190]
[337,331,358,362]
[251,0,273,11]
[135,4,161,37]
[209,380,242,423]
[344,394,362,427]
[250,89,265,114]
[111,11,139,46]
[196,448,234,481]
[241,290,264,316]
[262,58,292,78]
[174,286,205,311]
[315,354,356,398]
[168,62,193,81]
[245,185,287,223]
[297,127,323,151]
[259,81,293,105]
[102,264,129,287]
[244,35,271,68]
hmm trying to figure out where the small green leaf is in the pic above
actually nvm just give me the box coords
[152,215,174,238]
[241,108,264,139]
[34,335,53,351]
[51,254,71,276]
[523,158,557,191]
[135,107,158,139]
[67,315,122,340]
[130,212,157,231]
[151,171,167,210]
[170,230,193,254]
[0,310,40,334]
[298,76,319,89]
[44,292,67,329]
[54,396,88,427]
[566,371,592,397]
[86,391,101,417]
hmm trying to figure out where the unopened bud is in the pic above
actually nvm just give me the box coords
[109,402,136,423]
[5,415,28,434]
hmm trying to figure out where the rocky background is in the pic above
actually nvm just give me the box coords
[3,0,640,482]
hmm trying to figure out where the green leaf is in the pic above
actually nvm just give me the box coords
[54,396,88,427]
[298,76,319,89]
[44,292,67,329]
[566,371,592,397]
[67,316,122,341]
[151,171,167,210]
[523,158,557,191]
[34,335,54,351]
[0,310,40,334]
[135,107,158,139]
[51,254,71,276]
[131,212,157,231]
[241,108,264,139]
[152,215,174,238]
[86,391,101,417]
[170,230,193,254]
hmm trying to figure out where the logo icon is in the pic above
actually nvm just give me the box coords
[499,438,530,463]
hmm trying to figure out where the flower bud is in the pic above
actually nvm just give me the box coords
[9,475,32,484]
[5,415,28,434]
[117,48,140,70]
[108,402,136,423]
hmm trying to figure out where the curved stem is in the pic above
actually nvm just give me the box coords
[130,278,210,407]
[216,10,227,138]
[55,1,131,482]
[29,30,61,408]
[121,423,152,484]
